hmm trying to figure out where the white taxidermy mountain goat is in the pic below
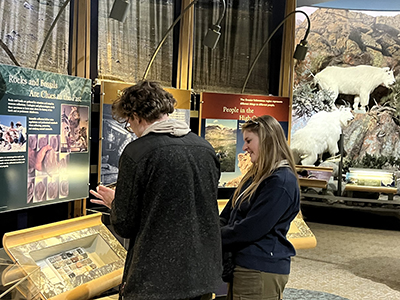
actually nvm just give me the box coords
[291,107,354,166]
[314,65,395,110]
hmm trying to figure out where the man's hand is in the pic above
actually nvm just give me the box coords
[90,185,115,209]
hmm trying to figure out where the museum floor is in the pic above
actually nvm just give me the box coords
[285,215,400,300]
[91,208,400,300]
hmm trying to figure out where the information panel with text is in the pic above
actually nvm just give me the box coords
[0,64,92,212]
[200,92,290,187]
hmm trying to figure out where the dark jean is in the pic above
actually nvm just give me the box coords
[227,266,289,300]
[182,293,213,300]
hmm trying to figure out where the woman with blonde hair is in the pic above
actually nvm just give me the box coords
[220,115,300,300]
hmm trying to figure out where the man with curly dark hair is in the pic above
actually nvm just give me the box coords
[90,80,222,300]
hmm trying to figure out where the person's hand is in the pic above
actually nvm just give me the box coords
[90,185,115,209]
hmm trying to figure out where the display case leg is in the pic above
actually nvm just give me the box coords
[68,199,87,218]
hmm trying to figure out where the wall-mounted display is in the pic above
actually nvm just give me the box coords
[98,80,191,186]
[0,64,91,212]
[199,92,290,187]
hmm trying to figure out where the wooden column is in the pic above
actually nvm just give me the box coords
[176,0,195,90]
[70,0,91,78]
[279,0,296,141]
[69,0,91,217]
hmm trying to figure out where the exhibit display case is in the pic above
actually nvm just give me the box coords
[344,168,398,199]
[0,250,41,299]
[2,213,126,300]
[296,165,334,190]
[286,212,317,249]
[345,168,395,188]
[217,200,317,249]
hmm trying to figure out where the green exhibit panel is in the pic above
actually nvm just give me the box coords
[0,64,92,212]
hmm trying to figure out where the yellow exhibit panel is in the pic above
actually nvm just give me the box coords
[286,212,317,249]
[100,80,191,109]
[2,213,127,300]
[218,200,317,250]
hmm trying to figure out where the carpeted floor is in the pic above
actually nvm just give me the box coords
[216,212,400,300]
[286,220,400,300]
[284,288,350,300]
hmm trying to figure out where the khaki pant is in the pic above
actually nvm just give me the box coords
[226,266,289,300]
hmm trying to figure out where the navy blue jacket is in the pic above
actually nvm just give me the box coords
[220,167,300,275]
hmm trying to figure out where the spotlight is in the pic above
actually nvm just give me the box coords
[203,25,221,50]
[143,0,226,79]
[203,0,226,49]
[109,0,130,23]
[293,39,308,61]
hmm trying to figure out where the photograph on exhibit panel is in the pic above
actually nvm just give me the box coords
[27,133,70,204]
[100,103,137,186]
[60,104,89,153]
[205,119,237,173]
[0,115,27,152]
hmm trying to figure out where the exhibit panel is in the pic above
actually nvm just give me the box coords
[98,80,191,186]
[203,92,317,249]
[286,212,317,249]
[0,64,92,213]
[2,213,126,300]
[296,166,334,190]
[199,92,290,187]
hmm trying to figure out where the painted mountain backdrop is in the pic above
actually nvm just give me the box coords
[295,8,400,82]
[293,8,400,173]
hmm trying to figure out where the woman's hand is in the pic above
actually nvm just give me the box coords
[90,185,115,209]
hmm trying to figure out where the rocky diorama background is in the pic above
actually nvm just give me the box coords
[294,8,400,171]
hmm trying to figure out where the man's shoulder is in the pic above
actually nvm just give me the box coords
[129,132,207,146]
[123,132,214,160]
[182,132,214,146]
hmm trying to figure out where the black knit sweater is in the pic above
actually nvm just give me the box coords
[111,131,222,300]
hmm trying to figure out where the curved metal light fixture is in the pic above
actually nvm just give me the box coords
[0,39,20,66]
[34,0,72,69]
[203,0,226,49]
[241,10,311,94]
[142,0,226,80]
